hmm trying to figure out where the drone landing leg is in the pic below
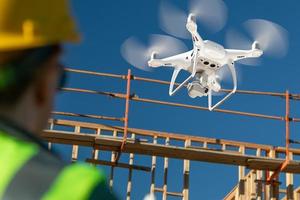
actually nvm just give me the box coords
[208,62,237,111]
[169,51,198,96]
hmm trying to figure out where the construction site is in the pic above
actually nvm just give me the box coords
[0,0,299,199]
[41,68,300,200]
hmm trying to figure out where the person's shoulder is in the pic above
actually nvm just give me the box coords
[45,162,118,200]
[19,144,118,200]
[32,147,119,199]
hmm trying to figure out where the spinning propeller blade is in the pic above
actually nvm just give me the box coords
[244,19,289,58]
[225,19,289,65]
[189,0,227,32]
[216,64,241,83]
[159,0,228,39]
[225,29,262,66]
[121,34,187,71]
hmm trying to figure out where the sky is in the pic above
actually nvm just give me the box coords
[53,0,300,199]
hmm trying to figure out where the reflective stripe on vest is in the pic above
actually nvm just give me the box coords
[4,148,64,199]
[42,163,106,200]
[0,131,38,199]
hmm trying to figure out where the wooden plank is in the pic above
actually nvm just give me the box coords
[150,136,157,195]
[71,126,80,162]
[162,138,169,200]
[110,130,117,189]
[187,145,241,154]
[183,140,190,200]
[41,130,300,174]
[47,119,300,155]
[223,185,237,200]
[154,188,183,197]
[247,159,300,173]
[48,122,54,150]
[47,119,272,150]
[286,152,294,200]
[127,133,135,200]
[238,146,246,200]
[86,159,150,172]
[256,149,263,200]
[91,128,101,164]
[294,186,300,200]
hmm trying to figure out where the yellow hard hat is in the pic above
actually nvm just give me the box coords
[0,0,80,51]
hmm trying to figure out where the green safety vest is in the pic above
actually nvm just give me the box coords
[0,119,118,200]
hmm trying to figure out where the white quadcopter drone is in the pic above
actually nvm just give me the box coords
[148,14,262,110]
[121,0,288,111]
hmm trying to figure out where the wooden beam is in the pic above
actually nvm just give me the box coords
[47,119,300,155]
[154,188,183,197]
[42,130,300,174]
[86,159,151,172]
[150,136,157,195]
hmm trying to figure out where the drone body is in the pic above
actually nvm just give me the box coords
[148,15,263,110]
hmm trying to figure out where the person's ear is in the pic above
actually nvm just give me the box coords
[34,65,59,106]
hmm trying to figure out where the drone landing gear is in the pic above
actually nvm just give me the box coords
[168,50,198,96]
[208,62,237,111]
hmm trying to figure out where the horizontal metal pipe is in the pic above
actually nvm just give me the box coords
[61,87,285,121]
[65,68,125,79]
[52,111,124,121]
[66,68,300,100]
[61,87,124,98]
[130,96,284,121]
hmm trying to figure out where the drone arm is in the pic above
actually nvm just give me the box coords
[208,62,237,110]
[186,15,204,48]
[190,31,204,48]
[148,52,192,68]
[226,46,263,62]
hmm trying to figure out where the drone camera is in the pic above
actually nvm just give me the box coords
[187,81,208,98]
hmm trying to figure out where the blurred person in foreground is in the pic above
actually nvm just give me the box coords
[0,0,118,199]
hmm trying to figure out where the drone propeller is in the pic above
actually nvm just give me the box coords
[121,34,188,71]
[159,0,228,39]
[216,65,232,83]
[216,63,242,84]
[225,19,289,65]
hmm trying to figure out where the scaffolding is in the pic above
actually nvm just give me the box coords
[43,68,300,199]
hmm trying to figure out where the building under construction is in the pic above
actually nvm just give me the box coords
[43,68,300,199]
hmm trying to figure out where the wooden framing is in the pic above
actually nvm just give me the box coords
[43,119,300,199]
[45,68,300,199]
